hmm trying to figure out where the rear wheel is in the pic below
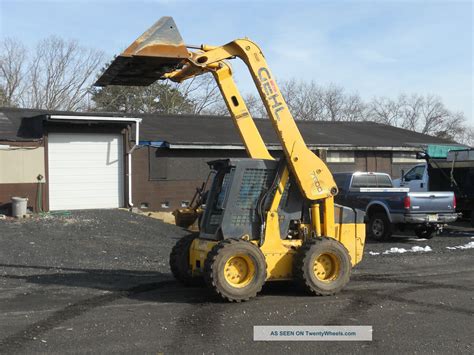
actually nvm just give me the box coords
[368,212,392,241]
[204,239,266,302]
[294,237,351,296]
[169,234,202,286]
[414,226,436,239]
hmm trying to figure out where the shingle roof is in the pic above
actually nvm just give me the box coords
[0,106,461,147]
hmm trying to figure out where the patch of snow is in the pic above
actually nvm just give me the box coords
[446,241,474,250]
[383,247,408,254]
[368,245,432,256]
[411,246,432,252]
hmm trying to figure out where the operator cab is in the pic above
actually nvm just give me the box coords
[199,158,302,241]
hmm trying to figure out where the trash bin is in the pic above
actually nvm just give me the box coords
[11,197,28,218]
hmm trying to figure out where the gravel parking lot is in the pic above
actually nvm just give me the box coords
[1,210,473,354]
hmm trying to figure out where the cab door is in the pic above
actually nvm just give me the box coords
[401,164,427,191]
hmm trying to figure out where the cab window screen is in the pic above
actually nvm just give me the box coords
[376,175,392,187]
[352,175,377,187]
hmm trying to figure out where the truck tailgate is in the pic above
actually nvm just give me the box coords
[408,191,455,213]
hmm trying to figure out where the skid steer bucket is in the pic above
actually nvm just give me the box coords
[95,16,189,86]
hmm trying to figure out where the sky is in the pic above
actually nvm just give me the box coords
[0,0,473,124]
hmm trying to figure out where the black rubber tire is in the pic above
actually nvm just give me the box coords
[204,239,266,302]
[470,210,474,228]
[414,226,436,239]
[169,234,202,286]
[294,237,351,296]
[367,212,393,241]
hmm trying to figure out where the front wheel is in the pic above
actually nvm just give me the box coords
[367,212,393,241]
[294,237,351,296]
[204,239,267,302]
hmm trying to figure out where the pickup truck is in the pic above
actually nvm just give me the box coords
[333,172,458,241]
[393,149,474,226]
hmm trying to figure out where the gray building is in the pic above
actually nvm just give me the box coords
[0,107,465,212]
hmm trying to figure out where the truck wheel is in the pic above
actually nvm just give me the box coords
[414,226,436,239]
[169,234,202,286]
[294,237,351,296]
[367,212,392,241]
[204,239,266,302]
[471,210,474,228]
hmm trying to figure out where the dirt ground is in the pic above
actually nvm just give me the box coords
[0,210,472,354]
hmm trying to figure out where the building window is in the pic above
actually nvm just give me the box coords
[327,151,355,163]
[392,152,424,163]
[149,155,168,180]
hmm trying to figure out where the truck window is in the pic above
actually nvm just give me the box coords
[376,175,393,188]
[405,165,425,181]
[351,174,377,188]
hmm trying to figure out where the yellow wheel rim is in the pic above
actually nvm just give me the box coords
[224,254,256,288]
[313,253,340,282]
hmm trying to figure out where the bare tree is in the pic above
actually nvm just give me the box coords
[243,93,267,118]
[368,96,404,126]
[280,80,366,122]
[398,94,424,131]
[280,79,324,121]
[321,84,346,121]
[0,38,27,107]
[418,95,456,135]
[1,36,469,142]
[457,125,474,147]
[341,93,367,122]
[430,110,466,141]
[21,37,105,110]
[174,73,222,114]
[368,94,468,142]
[204,95,228,116]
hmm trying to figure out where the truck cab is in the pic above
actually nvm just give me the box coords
[393,163,428,192]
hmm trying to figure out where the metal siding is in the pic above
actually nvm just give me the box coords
[375,151,392,175]
[0,147,45,183]
[48,133,124,210]
[327,163,357,173]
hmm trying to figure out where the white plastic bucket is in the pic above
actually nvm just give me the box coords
[11,197,28,218]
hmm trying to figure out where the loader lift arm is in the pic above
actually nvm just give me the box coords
[163,40,338,202]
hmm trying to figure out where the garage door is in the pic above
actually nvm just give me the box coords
[48,133,124,210]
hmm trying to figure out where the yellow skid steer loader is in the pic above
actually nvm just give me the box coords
[96,17,366,302]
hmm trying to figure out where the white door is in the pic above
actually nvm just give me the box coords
[48,133,124,210]
[401,164,427,192]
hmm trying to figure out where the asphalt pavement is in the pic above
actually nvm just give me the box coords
[0,210,473,354]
